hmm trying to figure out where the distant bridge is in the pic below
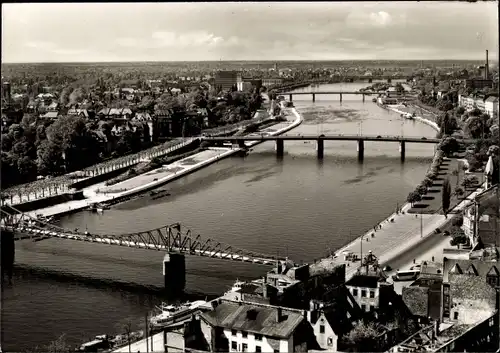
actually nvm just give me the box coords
[202,134,474,161]
[280,91,414,103]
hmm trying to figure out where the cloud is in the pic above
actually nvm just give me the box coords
[2,2,498,62]
[151,31,224,48]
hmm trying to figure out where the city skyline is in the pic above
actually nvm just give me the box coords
[1,2,499,63]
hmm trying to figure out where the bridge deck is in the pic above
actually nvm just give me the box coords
[204,134,442,143]
[1,206,285,266]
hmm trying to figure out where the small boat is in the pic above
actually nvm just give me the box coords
[372,98,377,102]
[76,334,112,352]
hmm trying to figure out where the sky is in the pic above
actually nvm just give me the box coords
[1,2,498,63]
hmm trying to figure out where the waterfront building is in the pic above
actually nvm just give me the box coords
[462,185,499,249]
[402,262,443,322]
[345,263,393,315]
[441,258,499,324]
[197,299,315,352]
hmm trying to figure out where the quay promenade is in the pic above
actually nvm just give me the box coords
[310,182,487,281]
[14,110,303,220]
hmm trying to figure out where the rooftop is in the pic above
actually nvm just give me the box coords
[199,299,304,339]
[443,258,500,283]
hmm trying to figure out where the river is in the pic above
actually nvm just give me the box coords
[2,81,438,351]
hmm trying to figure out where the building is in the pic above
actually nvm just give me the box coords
[464,79,493,90]
[441,258,499,324]
[262,77,284,88]
[344,252,397,317]
[389,313,499,352]
[402,262,443,322]
[198,299,314,352]
[2,82,11,105]
[97,108,133,120]
[214,71,239,92]
[462,185,499,248]
[484,96,499,118]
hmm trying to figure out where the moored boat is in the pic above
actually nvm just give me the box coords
[149,300,207,328]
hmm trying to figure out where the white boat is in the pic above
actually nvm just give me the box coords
[150,300,207,327]
[224,279,246,295]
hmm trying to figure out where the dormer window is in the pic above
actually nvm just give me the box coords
[466,264,478,276]
[486,266,499,287]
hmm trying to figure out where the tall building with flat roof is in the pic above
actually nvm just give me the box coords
[214,71,239,92]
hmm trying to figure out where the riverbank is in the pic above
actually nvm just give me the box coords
[15,109,302,220]
[311,102,443,278]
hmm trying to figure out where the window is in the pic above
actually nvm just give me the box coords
[453,312,459,320]
[327,337,334,346]
[242,331,248,338]
[256,346,262,353]
[231,341,237,351]
[353,288,358,296]
[361,304,366,311]
[320,324,325,333]
[361,290,367,297]
[369,290,375,298]
[255,334,263,341]
[487,275,498,287]
[369,305,374,312]
[242,343,248,352]
[231,329,237,336]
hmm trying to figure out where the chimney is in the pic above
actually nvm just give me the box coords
[276,307,283,322]
[434,319,440,338]
[485,50,489,80]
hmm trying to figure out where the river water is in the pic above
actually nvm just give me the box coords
[2,82,438,351]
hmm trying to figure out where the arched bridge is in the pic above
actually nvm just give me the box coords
[0,206,286,267]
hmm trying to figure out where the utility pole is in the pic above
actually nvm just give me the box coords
[420,213,423,238]
[360,233,363,270]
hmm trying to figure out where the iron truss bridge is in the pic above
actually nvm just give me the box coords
[0,206,286,266]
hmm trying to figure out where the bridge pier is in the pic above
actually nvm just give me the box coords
[312,93,315,103]
[289,94,292,102]
[163,253,185,295]
[275,139,284,157]
[357,139,365,161]
[1,229,15,283]
[362,93,365,103]
[316,138,324,159]
[399,141,406,162]
[339,93,343,103]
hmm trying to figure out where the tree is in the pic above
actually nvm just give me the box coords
[439,137,459,156]
[37,140,64,176]
[442,178,451,217]
[344,321,382,352]
[407,191,422,207]
[416,184,427,195]
[454,186,464,200]
[462,175,479,189]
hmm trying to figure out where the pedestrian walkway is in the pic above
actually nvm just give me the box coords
[311,183,487,281]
